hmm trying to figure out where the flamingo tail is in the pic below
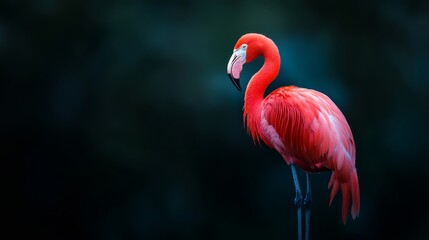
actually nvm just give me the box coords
[328,169,360,224]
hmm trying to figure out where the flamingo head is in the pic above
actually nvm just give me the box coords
[227,33,263,91]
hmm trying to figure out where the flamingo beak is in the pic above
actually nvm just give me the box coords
[228,73,241,91]
[227,47,246,91]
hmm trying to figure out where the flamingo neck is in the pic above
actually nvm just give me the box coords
[244,38,281,143]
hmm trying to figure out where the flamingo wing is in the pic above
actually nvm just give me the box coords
[261,86,360,223]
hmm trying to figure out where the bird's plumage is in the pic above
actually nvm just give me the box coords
[259,86,360,223]
[228,33,360,224]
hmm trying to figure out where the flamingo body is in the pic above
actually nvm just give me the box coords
[227,33,360,225]
[259,86,359,223]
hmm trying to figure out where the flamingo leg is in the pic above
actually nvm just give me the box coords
[290,165,302,240]
[304,173,312,240]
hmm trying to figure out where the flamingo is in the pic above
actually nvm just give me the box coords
[226,33,360,240]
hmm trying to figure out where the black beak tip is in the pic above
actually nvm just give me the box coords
[228,73,242,91]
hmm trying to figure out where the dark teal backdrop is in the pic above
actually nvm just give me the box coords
[2,0,428,239]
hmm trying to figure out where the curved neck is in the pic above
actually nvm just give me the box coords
[244,39,281,112]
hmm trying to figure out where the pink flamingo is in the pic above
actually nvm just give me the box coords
[226,33,360,240]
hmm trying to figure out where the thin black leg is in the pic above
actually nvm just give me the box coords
[304,173,312,240]
[290,165,302,240]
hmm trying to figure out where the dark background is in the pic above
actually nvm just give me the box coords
[2,0,429,239]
